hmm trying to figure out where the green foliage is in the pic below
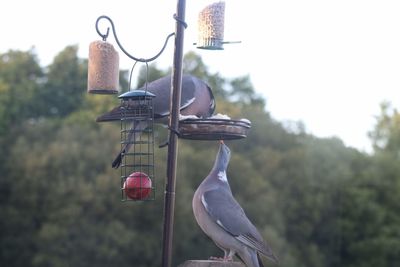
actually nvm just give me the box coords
[228,75,266,107]
[136,63,168,89]
[182,51,229,100]
[0,49,43,134]
[1,46,399,267]
[369,101,400,156]
[34,45,87,117]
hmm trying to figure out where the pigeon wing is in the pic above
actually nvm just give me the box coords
[94,72,217,124]
[145,74,196,117]
[202,188,277,261]
[96,105,125,122]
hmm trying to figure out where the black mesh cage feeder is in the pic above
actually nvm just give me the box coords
[118,90,156,201]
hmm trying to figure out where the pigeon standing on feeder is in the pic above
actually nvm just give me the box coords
[192,141,279,267]
[96,74,216,168]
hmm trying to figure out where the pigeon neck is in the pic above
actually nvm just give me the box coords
[212,162,226,173]
[209,143,230,184]
[211,153,228,175]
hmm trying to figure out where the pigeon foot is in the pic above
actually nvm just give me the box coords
[209,256,233,262]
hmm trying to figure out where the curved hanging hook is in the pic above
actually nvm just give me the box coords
[128,61,139,92]
[127,61,151,94]
[144,62,149,92]
[95,15,175,63]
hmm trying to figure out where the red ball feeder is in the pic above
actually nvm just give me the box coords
[123,172,152,200]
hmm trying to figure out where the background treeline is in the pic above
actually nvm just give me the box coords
[0,46,399,267]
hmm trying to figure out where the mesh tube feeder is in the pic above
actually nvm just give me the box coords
[118,90,156,201]
[87,40,119,94]
[197,1,225,50]
[195,1,241,50]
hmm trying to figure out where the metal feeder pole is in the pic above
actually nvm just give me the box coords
[161,0,186,267]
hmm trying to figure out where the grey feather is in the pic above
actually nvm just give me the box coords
[193,142,279,267]
[97,74,216,168]
[96,74,215,122]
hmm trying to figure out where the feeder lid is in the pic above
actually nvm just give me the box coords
[118,90,156,99]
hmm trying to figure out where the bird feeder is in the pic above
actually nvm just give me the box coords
[178,117,251,140]
[90,15,177,202]
[195,1,241,50]
[118,90,156,201]
[197,1,226,50]
[87,40,119,94]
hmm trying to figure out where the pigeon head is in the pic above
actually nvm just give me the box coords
[212,140,231,173]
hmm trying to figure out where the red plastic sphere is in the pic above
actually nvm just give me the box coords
[123,172,152,200]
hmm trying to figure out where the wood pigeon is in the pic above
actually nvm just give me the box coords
[192,141,279,267]
[96,74,216,168]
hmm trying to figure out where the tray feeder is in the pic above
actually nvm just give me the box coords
[178,118,251,140]
[119,90,156,201]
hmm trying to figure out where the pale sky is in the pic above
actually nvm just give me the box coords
[2,0,400,153]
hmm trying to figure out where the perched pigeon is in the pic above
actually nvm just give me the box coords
[96,74,216,168]
[192,141,279,267]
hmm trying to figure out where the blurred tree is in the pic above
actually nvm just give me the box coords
[337,101,400,267]
[34,45,87,117]
[369,101,400,156]
[181,51,228,100]
[228,75,265,107]
[136,63,168,89]
[0,50,45,267]
[0,49,43,132]
[2,46,399,267]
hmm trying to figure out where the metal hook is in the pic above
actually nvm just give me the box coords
[95,15,175,63]
[96,16,112,41]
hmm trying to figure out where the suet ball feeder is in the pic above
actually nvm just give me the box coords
[119,90,156,201]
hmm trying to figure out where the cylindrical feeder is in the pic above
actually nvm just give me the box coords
[197,1,225,50]
[87,40,119,94]
[119,90,156,201]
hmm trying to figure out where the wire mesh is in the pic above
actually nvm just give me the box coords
[119,94,155,201]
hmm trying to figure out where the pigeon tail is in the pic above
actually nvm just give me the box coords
[111,121,147,168]
[112,152,123,169]
[257,254,265,267]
